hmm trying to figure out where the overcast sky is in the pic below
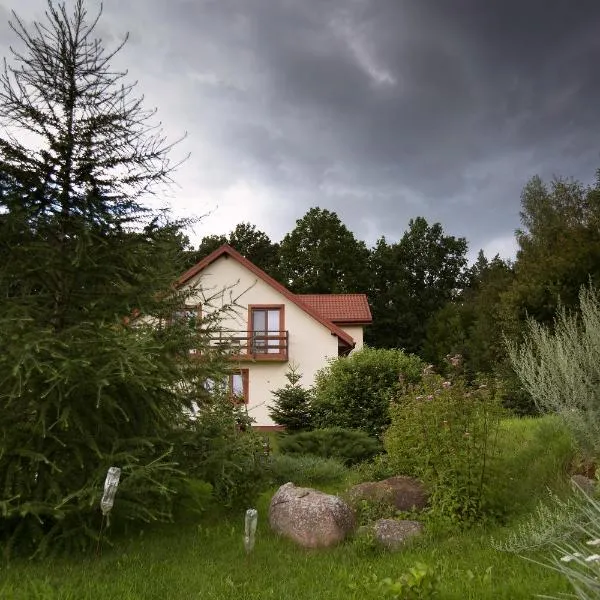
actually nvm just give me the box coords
[1,1,599,260]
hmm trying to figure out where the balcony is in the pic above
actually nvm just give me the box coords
[210,330,289,361]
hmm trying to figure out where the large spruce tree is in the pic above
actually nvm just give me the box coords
[0,1,224,554]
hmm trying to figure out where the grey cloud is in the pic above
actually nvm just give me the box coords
[1,0,599,256]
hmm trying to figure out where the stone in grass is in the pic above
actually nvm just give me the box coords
[571,474,596,496]
[269,482,355,548]
[358,519,424,552]
[348,476,428,512]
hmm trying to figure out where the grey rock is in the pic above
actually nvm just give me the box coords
[359,519,424,551]
[268,482,355,548]
[348,476,428,512]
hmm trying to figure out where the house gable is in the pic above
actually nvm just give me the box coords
[178,244,355,348]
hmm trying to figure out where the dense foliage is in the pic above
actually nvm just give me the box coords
[0,1,238,555]
[312,347,423,437]
[170,400,269,509]
[278,427,382,466]
[366,217,468,354]
[385,367,504,524]
[508,285,600,459]
[506,285,600,600]
[278,207,371,293]
[266,454,349,486]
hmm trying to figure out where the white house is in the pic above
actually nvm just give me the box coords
[175,244,372,429]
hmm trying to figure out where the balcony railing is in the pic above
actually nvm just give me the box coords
[210,330,289,361]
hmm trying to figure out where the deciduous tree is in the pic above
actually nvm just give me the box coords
[278,207,370,293]
[367,217,468,353]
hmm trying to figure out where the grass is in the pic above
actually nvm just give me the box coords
[0,504,571,599]
[0,416,579,599]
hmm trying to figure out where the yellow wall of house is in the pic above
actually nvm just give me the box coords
[184,256,345,426]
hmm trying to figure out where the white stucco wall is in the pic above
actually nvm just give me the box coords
[183,255,342,426]
[339,325,364,352]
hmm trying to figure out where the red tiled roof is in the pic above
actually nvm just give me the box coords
[176,245,356,347]
[296,294,372,324]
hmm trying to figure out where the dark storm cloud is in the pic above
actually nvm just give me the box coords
[144,0,600,253]
[1,0,599,257]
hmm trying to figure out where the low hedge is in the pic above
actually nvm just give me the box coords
[278,427,383,466]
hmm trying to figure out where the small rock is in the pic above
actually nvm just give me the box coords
[348,476,428,511]
[359,519,423,551]
[268,482,355,548]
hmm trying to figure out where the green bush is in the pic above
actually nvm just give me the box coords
[385,372,504,525]
[170,401,269,508]
[352,498,399,527]
[352,454,397,482]
[508,284,600,459]
[279,427,382,466]
[486,416,574,519]
[267,454,349,486]
[172,479,213,518]
[312,347,423,437]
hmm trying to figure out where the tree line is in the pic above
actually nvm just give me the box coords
[185,173,600,413]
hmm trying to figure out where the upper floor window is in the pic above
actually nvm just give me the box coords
[249,305,284,355]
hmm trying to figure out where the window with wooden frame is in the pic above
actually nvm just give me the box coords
[248,305,286,358]
[204,369,249,404]
[229,369,249,404]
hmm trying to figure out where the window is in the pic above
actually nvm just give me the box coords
[204,369,249,404]
[249,305,284,355]
[230,369,249,404]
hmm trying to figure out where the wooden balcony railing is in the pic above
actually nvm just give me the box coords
[210,330,289,361]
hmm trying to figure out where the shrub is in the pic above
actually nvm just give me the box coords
[520,491,600,600]
[352,454,397,482]
[507,285,600,599]
[486,415,574,519]
[312,347,423,437]
[268,364,314,432]
[507,284,600,459]
[266,454,349,486]
[279,427,382,466]
[352,498,399,527]
[385,371,504,524]
[170,401,269,509]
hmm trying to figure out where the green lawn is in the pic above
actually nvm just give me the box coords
[0,416,578,599]
[0,507,571,599]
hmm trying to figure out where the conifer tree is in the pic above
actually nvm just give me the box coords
[269,365,314,432]
[0,1,225,554]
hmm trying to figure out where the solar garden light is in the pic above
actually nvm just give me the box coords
[100,466,122,521]
[244,508,258,553]
[96,466,121,557]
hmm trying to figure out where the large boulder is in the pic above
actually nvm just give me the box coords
[269,482,355,548]
[348,476,428,512]
[359,519,423,551]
